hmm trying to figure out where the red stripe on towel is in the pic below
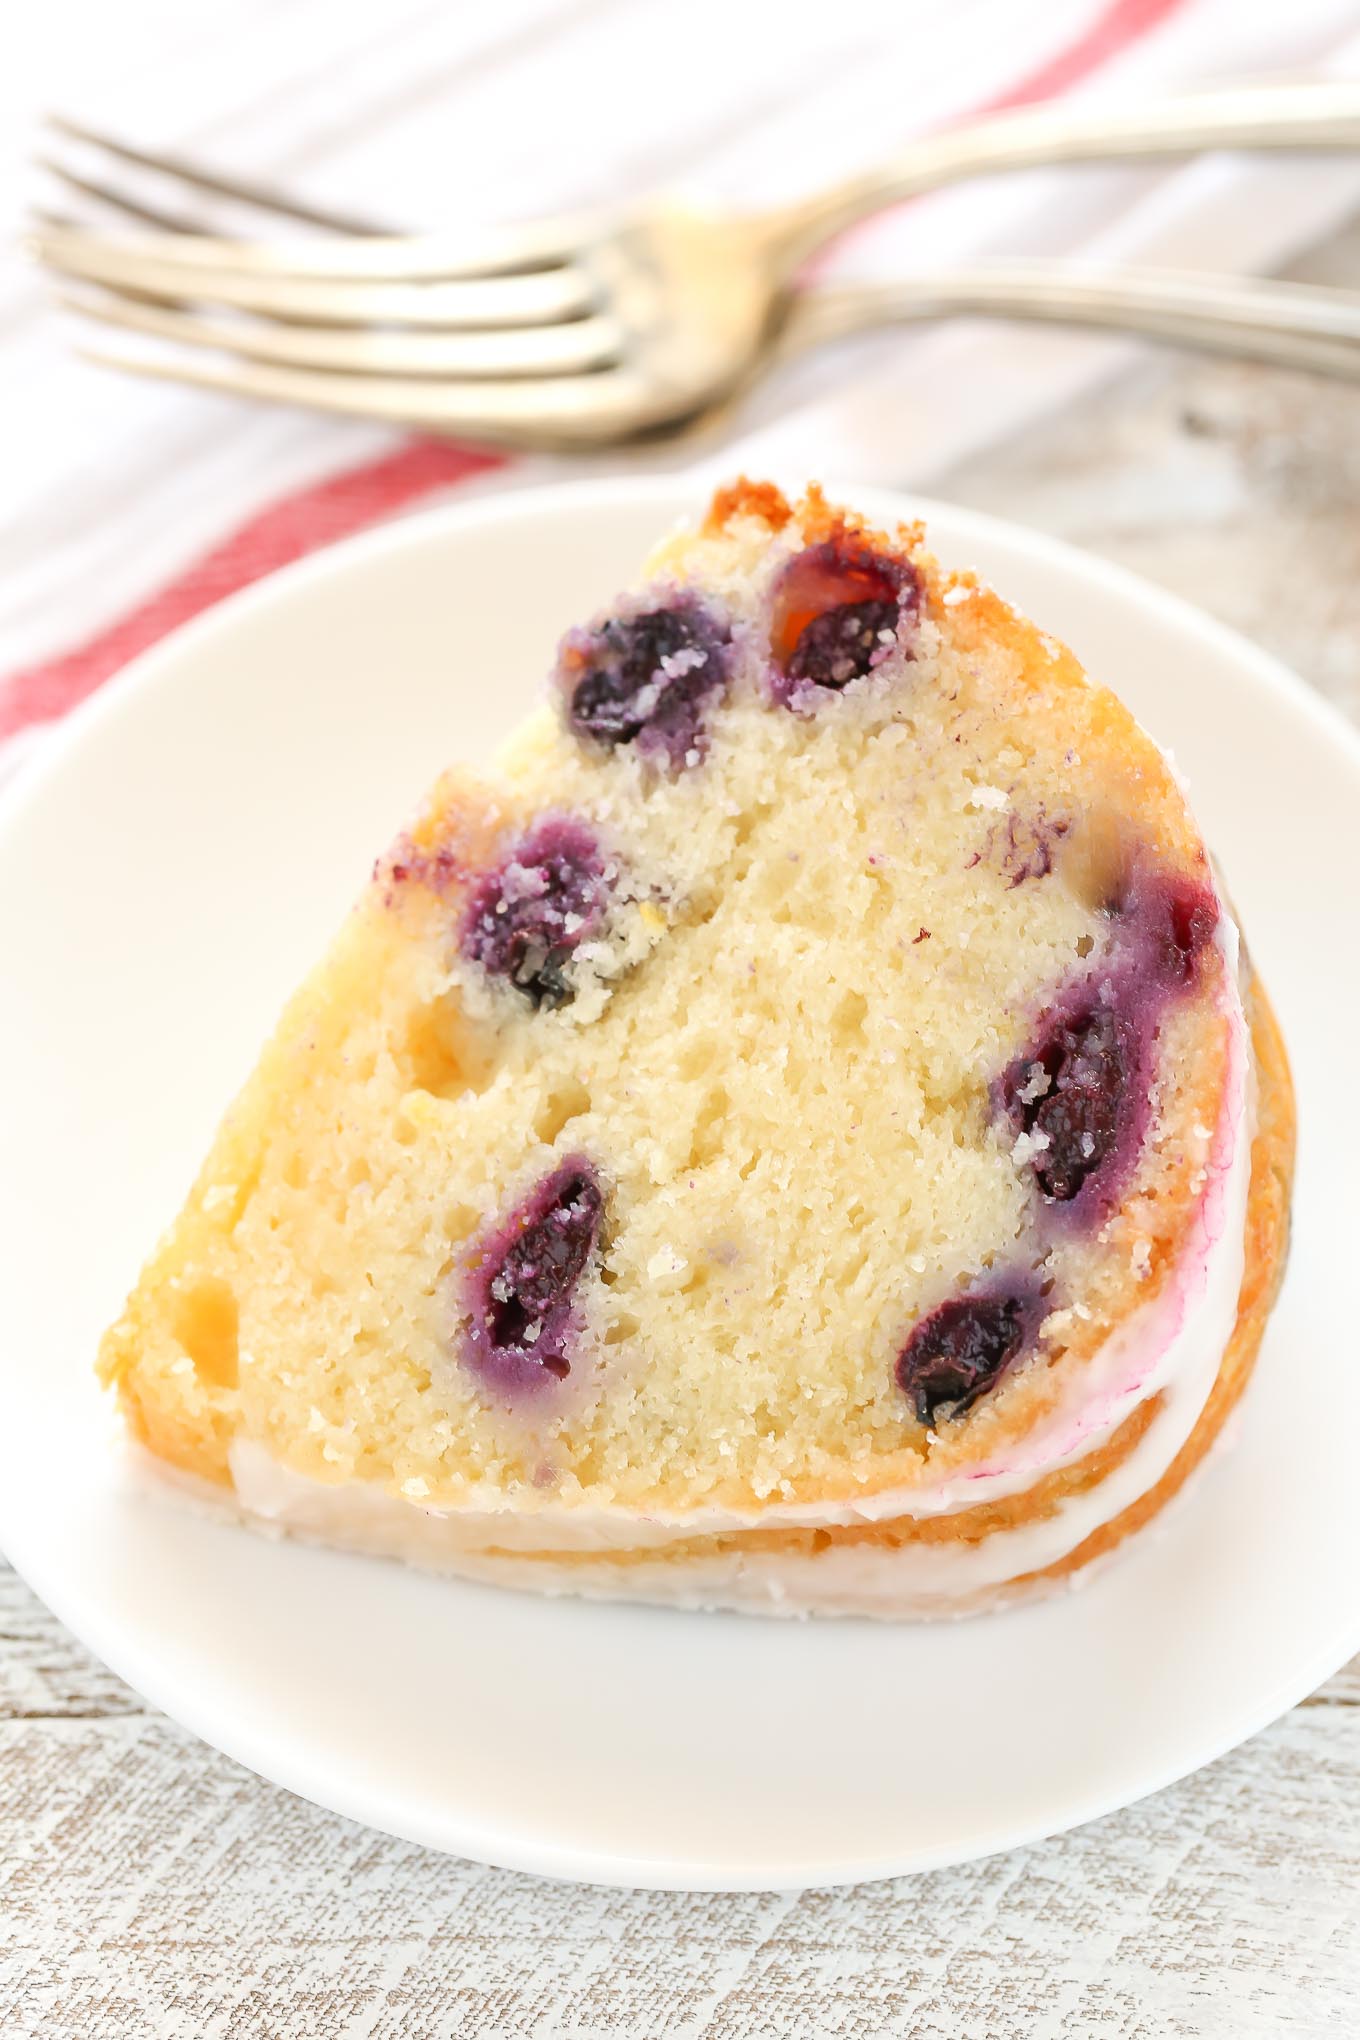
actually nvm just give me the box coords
[987,0,1188,113]
[0,439,504,739]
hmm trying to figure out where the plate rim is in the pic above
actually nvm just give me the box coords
[2,473,1358,1890]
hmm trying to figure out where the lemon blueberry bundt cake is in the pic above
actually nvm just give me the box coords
[100,480,1294,1618]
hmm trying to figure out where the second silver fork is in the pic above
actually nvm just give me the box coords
[34,82,1360,448]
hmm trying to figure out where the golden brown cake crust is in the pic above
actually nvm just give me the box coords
[702,476,795,535]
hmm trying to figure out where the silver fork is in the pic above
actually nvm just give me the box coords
[32,83,1360,450]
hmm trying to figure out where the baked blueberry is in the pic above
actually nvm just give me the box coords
[564,598,731,769]
[1003,1003,1133,1205]
[462,817,611,1010]
[461,1157,605,1392]
[896,1284,1038,1424]
[770,536,918,699]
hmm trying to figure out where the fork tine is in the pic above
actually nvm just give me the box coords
[31,214,594,282]
[76,344,657,447]
[46,115,386,236]
[61,288,625,379]
[33,223,599,328]
[44,117,590,277]
[36,156,209,235]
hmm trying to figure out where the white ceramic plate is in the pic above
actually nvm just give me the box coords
[1,479,1356,1892]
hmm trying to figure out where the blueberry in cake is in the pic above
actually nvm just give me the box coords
[99,481,1294,1618]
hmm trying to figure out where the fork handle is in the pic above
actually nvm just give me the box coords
[764,83,1360,271]
[776,264,1360,381]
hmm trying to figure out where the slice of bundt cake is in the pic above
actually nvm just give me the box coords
[99,480,1294,1618]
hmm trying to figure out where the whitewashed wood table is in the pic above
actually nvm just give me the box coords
[4,225,1360,2040]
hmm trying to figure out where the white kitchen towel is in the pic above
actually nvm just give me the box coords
[3,0,1359,763]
